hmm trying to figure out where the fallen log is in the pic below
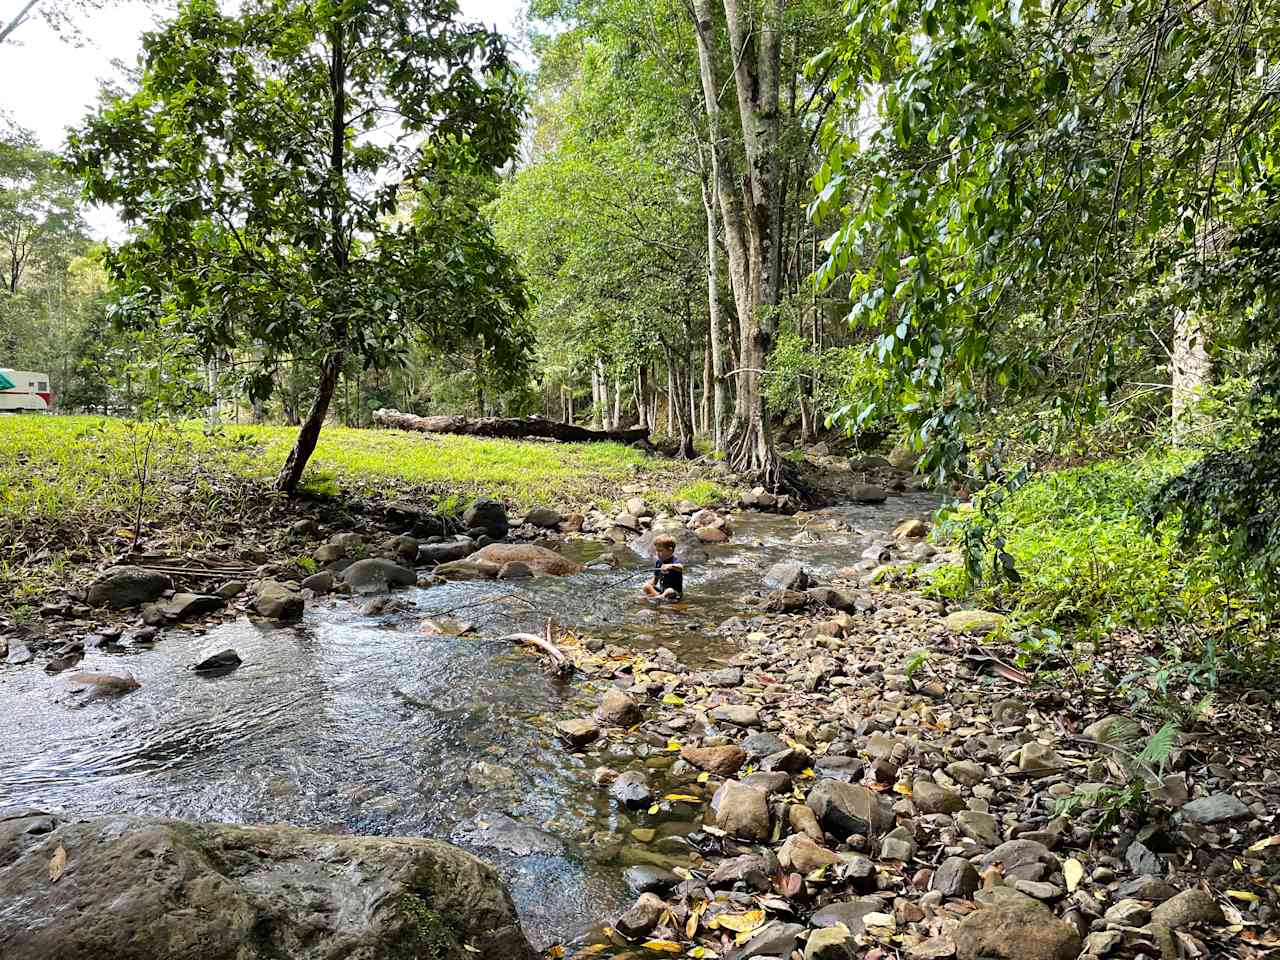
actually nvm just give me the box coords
[495,631,571,677]
[373,408,649,444]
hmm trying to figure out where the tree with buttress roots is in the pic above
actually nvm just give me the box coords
[67,0,529,493]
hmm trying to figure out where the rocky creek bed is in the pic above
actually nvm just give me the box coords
[1,468,1278,960]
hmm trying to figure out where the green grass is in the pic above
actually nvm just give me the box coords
[0,414,731,616]
[929,450,1256,633]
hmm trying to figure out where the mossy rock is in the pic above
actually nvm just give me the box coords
[943,610,1007,635]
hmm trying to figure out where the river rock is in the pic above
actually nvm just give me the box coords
[893,518,927,539]
[496,561,533,580]
[0,811,534,960]
[1180,792,1250,824]
[434,558,501,580]
[726,921,804,960]
[954,895,1081,960]
[913,780,965,814]
[472,544,583,577]
[805,586,862,612]
[65,671,140,699]
[696,526,729,543]
[616,892,666,937]
[6,644,33,665]
[742,731,788,759]
[1018,741,1064,775]
[811,898,884,935]
[713,780,770,840]
[625,497,651,518]
[850,484,888,504]
[764,561,809,590]
[681,744,747,776]
[253,581,304,621]
[624,865,680,895]
[1150,888,1224,928]
[151,592,224,624]
[1083,714,1144,745]
[777,834,841,873]
[943,610,1006,635]
[805,925,856,960]
[463,498,509,539]
[418,540,477,565]
[981,839,1058,882]
[86,566,173,609]
[610,770,653,809]
[524,507,561,528]
[955,810,1001,846]
[301,571,335,594]
[711,703,761,727]
[806,781,893,837]
[555,718,599,747]
[340,558,417,594]
[932,856,980,897]
[597,687,641,725]
[193,648,241,673]
[1126,840,1162,876]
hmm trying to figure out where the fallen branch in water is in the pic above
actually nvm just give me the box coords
[495,620,571,677]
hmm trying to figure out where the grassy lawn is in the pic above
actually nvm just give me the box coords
[0,415,729,616]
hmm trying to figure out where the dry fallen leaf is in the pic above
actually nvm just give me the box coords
[639,939,683,954]
[1063,858,1085,893]
[48,844,66,883]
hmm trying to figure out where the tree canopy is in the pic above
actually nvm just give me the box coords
[65,0,529,490]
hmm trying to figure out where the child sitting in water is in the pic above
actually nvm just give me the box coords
[643,534,684,601]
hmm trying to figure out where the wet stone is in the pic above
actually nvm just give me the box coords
[610,770,653,809]
[623,864,680,895]
[741,731,788,760]
[555,718,599,747]
[810,897,885,936]
[932,856,980,897]
[1180,792,1250,824]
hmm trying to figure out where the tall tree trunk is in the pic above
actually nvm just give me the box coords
[612,379,622,428]
[720,0,787,489]
[702,179,728,453]
[667,365,676,435]
[276,24,348,494]
[691,0,753,413]
[591,361,604,429]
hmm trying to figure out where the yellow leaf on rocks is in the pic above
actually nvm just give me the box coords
[640,940,683,953]
[800,768,815,778]
[571,947,608,958]
[662,693,685,705]
[697,772,710,783]
[545,946,564,958]
[666,740,683,752]
[807,865,829,882]
[893,783,913,796]
[647,804,659,815]
[1247,835,1280,853]
[689,948,718,958]
[1063,858,1084,893]
[713,909,764,934]
[664,794,703,803]
[1227,890,1262,903]
[48,844,66,883]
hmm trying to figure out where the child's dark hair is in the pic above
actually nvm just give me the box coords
[653,534,677,551]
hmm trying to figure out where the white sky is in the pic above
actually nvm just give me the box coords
[0,0,528,239]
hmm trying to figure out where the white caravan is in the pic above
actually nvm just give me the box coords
[0,369,51,412]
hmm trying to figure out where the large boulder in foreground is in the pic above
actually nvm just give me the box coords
[472,543,582,577]
[0,809,535,960]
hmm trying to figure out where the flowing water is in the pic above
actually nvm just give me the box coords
[0,492,937,948]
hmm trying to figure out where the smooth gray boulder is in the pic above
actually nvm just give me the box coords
[418,540,477,565]
[0,810,535,960]
[86,566,172,609]
[340,558,417,595]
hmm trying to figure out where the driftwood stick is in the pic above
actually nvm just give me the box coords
[496,631,570,673]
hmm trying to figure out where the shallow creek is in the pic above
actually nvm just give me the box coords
[0,492,938,949]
